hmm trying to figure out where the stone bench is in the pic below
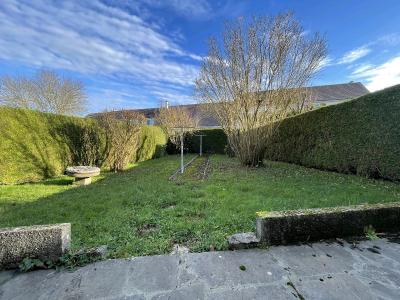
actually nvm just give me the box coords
[66,166,100,185]
[0,223,71,269]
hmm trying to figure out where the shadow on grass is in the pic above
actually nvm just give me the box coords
[28,177,74,186]
[0,157,179,249]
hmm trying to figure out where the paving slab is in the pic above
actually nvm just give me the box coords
[1,235,400,300]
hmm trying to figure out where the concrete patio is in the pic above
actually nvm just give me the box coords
[1,234,399,299]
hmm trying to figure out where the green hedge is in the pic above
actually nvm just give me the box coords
[187,129,227,154]
[265,85,400,181]
[136,125,167,161]
[0,107,96,184]
[0,107,167,184]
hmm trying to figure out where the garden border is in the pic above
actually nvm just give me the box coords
[0,223,71,269]
[256,202,400,245]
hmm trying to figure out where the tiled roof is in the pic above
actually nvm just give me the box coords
[307,82,369,102]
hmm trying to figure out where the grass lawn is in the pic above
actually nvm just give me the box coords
[1,154,400,258]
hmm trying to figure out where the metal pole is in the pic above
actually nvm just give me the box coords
[180,128,184,173]
[199,135,202,156]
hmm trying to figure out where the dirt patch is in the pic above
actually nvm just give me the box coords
[170,244,190,255]
[171,229,199,248]
[186,211,206,220]
[198,155,211,180]
[137,224,159,236]
[184,155,212,181]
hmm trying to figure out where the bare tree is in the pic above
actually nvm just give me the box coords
[288,87,314,115]
[196,13,326,166]
[155,103,198,148]
[0,70,87,115]
[96,110,146,172]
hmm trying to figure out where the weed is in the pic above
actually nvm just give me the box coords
[364,225,379,240]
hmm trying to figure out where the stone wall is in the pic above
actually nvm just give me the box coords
[0,223,71,269]
[256,202,400,245]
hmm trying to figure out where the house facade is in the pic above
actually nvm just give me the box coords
[89,82,369,128]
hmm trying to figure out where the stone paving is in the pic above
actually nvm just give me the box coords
[1,234,400,299]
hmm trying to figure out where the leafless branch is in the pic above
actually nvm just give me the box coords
[96,110,146,172]
[155,104,198,148]
[196,13,326,166]
[0,70,87,115]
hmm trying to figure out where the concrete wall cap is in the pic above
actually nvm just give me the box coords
[259,202,400,219]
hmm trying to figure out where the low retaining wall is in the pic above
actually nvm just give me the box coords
[0,223,71,269]
[256,202,400,245]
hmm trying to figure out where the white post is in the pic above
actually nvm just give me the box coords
[180,128,184,173]
[199,135,203,156]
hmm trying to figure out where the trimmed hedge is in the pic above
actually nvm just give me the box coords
[0,107,167,184]
[164,128,227,155]
[187,129,227,154]
[265,85,400,181]
[0,107,95,184]
[136,125,167,161]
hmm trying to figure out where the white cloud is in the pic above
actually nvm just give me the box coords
[0,0,202,111]
[317,56,334,70]
[351,64,374,75]
[350,56,400,91]
[187,54,204,62]
[338,46,371,64]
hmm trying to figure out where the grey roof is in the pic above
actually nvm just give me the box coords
[88,82,369,127]
[307,82,369,102]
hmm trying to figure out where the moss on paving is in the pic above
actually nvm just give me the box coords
[1,155,400,258]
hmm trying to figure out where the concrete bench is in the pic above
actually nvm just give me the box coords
[66,166,100,185]
[0,223,71,269]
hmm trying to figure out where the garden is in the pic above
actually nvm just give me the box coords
[1,84,399,261]
[1,154,400,259]
[0,12,399,268]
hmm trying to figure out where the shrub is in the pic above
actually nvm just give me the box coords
[155,105,198,148]
[96,110,145,172]
[196,13,326,167]
[265,85,400,181]
[55,120,105,167]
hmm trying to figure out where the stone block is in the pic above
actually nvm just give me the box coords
[256,202,400,245]
[74,177,92,186]
[227,232,260,250]
[0,223,71,269]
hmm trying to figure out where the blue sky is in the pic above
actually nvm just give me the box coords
[0,0,399,114]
